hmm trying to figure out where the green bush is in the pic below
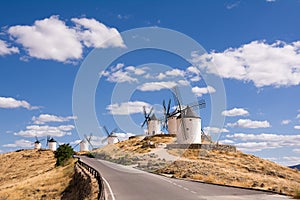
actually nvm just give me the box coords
[54,144,74,166]
[294,190,300,199]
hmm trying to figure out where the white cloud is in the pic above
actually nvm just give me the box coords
[107,70,138,83]
[186,66,200,75]
[0,96,38,110]
[293,149,300,153]
[227,119,270,128]
[32,114,76,124]
[71,17,125,48]
[165,69,185,77]
[125,66,147,75]
[203,126,229,134]
[294,125,300,130]
[227,133,300,152]
[219,139,235,144]
[8,15,124,62]
[191,85,216,97]
[281,119,291,125]
[192,40,300,88]
[0,40,19,55]
[266,0,275,2]
[9,15,82,62]
[222,108,249,117]
[14,124,74,137]
[137,81,178,91]
[297,113,300,119]
[106,101,151,115]
[3,139,32,148]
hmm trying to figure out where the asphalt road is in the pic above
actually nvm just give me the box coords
[79,157,290,200]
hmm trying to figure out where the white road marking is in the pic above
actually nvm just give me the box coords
[184,187,189,191]
[191,191,196,194]
[102,176,116,200]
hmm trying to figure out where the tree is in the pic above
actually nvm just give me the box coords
[54,144,74,166]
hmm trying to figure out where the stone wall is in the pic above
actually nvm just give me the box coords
[166,143,237,152]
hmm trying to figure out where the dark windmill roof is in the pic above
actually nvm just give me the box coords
[177,106,200,119]
[34,141,40,144]
[149,113,158,121]
[48,138,56,142]
[109,133,118,138]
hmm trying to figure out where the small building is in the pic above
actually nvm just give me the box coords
[48,138,57,151]
[107,133,119,144]
[176,106,201,144]
[147,114,161,136]
[80,139,89,151]
[34,141,41,149]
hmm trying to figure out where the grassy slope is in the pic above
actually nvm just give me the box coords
[0,149,74,200]
[94,135,300,197]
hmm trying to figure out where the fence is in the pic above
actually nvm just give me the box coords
[77,159,105,200]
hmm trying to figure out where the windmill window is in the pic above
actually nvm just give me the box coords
[186,128,189,131]
[189,119,192,121]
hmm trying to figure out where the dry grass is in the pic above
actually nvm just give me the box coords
[160,149,300,196]
[0,149,75,200]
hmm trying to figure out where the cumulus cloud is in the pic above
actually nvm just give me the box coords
[8,15,82,62]
[71,17,125,48]
[32,114,76,124]
[281,120,291,125]
[227,119,270,128]
[191,85,216,97]
[0,96,38,110]
[3,139,32,148]
[138,81,178,91]
[203,126,229,134]
[222,108,249,117]
[227,133,300,152]
[294,125,300,130]
[191,40,300,88]
[7,15,124,62]
[14,124,74,137]
[106,101,151,115]
[0,40,19,55]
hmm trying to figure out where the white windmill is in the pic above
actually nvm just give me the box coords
[163,86,206,144]
[102,126,119,145]
[33,136,44,149]
[141,106,161,136]
[46,136,58,151]
[84,133,95,150]
[73,139,89,152]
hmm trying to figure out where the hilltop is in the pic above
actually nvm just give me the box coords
[93,134,300,197]
[0,149,75,200]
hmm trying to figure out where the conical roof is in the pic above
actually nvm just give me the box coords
[48,138,56,142]
[149,113,158,120]
[182,106,200,118]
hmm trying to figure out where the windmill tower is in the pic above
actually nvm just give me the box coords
[84,133,95,150]
[73,139,89,152]
[102,126,119,145]
[47,136,57,151]
[34,136,44,149]
[163,99,179,135]
[141,106,161,136]
[171,86,206,144]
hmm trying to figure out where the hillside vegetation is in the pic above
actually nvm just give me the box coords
[0,149,75,200]
[93,135,300,197]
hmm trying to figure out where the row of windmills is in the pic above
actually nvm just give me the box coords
[34,136,58,151]
[141,87,210,144]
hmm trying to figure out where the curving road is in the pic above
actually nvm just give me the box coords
[79,156,289,200]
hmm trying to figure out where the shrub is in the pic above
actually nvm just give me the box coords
[54,144,74,166]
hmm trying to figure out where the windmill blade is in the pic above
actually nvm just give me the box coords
[111,128,118,135]
[103,126,110,136]
[73,142,80,149]
[35,136,38,142]
[180,114,188,140]
[148,107,154,117]
[141,119,147,128]
[189,99,206,109]
[46,136,50,146]
[172,86,183,110]
[84,134,94,149]
[163,100,166,113]
[143,106,147,117]
[167,99,171,115]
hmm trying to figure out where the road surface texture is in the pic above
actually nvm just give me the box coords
[79,156,290,200]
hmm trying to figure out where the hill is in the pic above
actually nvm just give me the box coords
[290,164,300,171]
[93,134,300,197]
[0,149,75,200]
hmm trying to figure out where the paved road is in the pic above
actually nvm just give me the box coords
[79,157,290,200]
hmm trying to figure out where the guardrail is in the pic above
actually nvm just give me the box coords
[77,159,105,200]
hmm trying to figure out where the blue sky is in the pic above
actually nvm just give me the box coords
[0,0,300,166]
